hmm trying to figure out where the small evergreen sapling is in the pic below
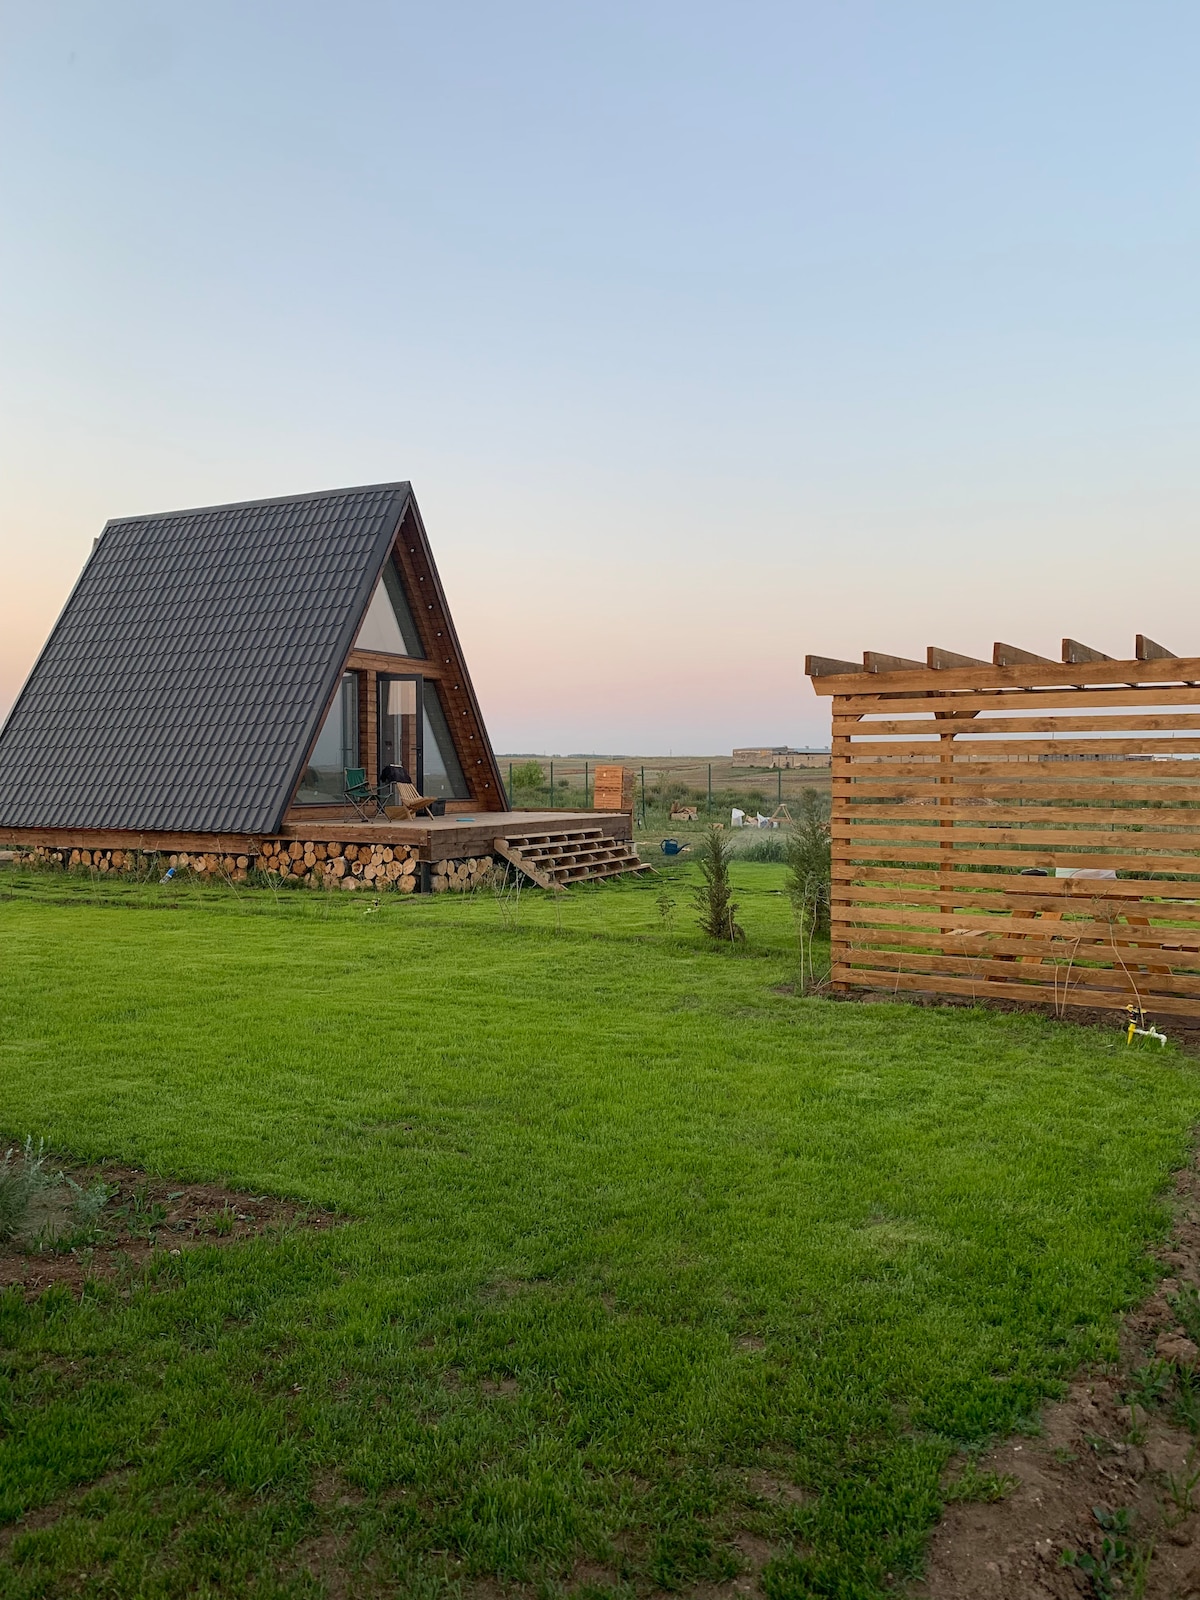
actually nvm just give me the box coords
[694,826,743,942]
[786,788,831,939]
[786,788,831,991]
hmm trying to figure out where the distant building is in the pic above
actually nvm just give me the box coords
[732,746,831,769]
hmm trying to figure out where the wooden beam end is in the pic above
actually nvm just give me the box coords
[863,650,926,674]
[1136,634,1175,661]
[805,654,864,679]
[993,642,1053,667]
[927,646,988,669]
[1062,638,1112,664]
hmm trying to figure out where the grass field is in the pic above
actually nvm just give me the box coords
[0,861,1197,1598]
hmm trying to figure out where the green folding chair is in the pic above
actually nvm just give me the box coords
[343,768,388,820]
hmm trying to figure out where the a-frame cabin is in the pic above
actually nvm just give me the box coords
[0,483,644,891]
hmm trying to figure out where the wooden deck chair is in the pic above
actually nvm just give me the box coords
[391,780,439,820]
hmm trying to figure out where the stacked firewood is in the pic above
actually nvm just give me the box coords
[431,855,494,892]
[164,851,251,880]
[13,840,496,893]
[258,839,419,890]
[73,847,145,872]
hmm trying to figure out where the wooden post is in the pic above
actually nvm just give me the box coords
[829,701,853,993]
[938,716,955,960]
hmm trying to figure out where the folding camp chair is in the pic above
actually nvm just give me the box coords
[343,768,389,820]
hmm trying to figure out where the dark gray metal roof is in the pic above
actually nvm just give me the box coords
[0,482,410,834]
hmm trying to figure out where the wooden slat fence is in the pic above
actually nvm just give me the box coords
[807,645,1200,1017]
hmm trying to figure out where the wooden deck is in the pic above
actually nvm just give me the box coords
[278,809,633,863]
[0,811,634,864]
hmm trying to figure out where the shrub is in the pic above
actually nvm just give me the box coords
[735,835,788,863]
[694,826,743,943]
[647,778,693,808]
[511,761,545,788]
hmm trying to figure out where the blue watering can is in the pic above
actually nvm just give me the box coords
[660,839,690,857]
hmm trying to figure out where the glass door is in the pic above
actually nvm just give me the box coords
[378,674,423,792]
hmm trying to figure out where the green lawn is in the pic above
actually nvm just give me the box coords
[0,861,1196,1598]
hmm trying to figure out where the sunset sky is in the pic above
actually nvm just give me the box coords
[2,2,1198,753]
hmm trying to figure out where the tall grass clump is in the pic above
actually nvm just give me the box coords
[0,1137,52,1241]
[734,834,788,862]
[694,826,743,943]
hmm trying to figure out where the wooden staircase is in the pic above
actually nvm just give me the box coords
[493,825,652,890]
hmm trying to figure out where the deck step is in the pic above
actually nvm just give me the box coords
[493,830,651,891]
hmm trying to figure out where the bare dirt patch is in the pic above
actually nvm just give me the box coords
[0,1161,339,1298]
[742,1470,811,1508]
[912,1157,1200,1598]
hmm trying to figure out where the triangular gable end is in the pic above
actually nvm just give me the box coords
[286,494,506,816]
[354,558,426,657]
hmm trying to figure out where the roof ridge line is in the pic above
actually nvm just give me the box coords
[102,481,411,528]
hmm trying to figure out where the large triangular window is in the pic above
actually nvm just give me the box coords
[354,557,425,657]
[421,683,470,799]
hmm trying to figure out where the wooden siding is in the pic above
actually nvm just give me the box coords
[809,649,1200,1017]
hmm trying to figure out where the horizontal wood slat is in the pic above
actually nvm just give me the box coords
[833,758,1200,782]
[833,824,1200,851]
[831,863,1200,900]
[836,804,1200,826]
[835,712,1200,737]
[829,965,1200,1018]
[831,685,1200,717]
[835,952,1200,999]
[832,903,1200,938]
[832,780,1200,803]
[838,737,1200,758]
[839,928,1200,968]
[834,847,1200,873]
[815,654,1200,696]
[833,881,1200,922]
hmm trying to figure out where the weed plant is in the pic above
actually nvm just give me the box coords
[0,1137,52,1240]
[64,1173,110,1228]
[1061,1505,1146,1596]
[943,1459,1019,1504]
